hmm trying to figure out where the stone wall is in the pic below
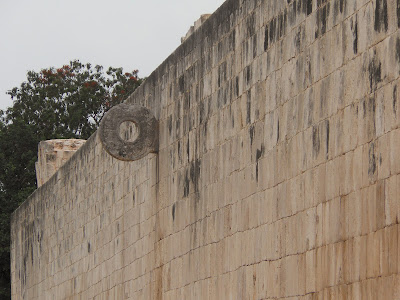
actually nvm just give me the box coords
[35,139,86,187]
[11,0,400,299]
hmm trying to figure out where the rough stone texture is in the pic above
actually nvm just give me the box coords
[99,104,158,161]
[181,14,212,43]
[11,0,400,299]
[35,139,86,187]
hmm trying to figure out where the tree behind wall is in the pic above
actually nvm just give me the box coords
[0,60,143,298]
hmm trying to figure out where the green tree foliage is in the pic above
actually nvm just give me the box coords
[0,60,143,298]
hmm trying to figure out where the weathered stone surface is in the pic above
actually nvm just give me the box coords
[35,139,85,187]
[99,103,158,161]
[11,0,400,299]
[181,14,211,43]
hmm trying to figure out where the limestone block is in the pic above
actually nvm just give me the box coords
[35,139,86,187]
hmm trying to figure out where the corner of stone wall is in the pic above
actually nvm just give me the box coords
[35,139,86,187]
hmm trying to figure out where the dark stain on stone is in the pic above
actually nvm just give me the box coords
[255,144,265,182]
[278,9,287,39]
[246,65,252,85]
[249,125,255,145]
[374,0,388,32]
[277,118,280,142]
[362,95,377,123]
[264,9,288,49]
[229,29,236,51]
[235,76,239,97]
[203,120,208,139]
[177,141,181,161]
[252,34,258,59]
[264,25,269,51]
[184,92,190,111]
[247,93,251,124]
[199,101,205,124]
[217,41,223,62]
[256,144,265,162]
[168,115,173,136]
[218,62,227,88]
[288,1,296,26]
[306,0,313,15]
[190,159,201,194]
[244,40,250,62]
[295,0,302,17]
[187,140,190,162]
[22,256,27,286]
[397,0,400,27]
[269,17,277,44]
[394,85,398,114]
[88,242,91,253]
[256,162,258,182]
[312,125,320,157]
[368,54,382,91]
[247,12,256,37]
[396,38,400,63]
[351,15,358,54]
[333,0,339,23]
[340,0,345,13]
[315,3,330,38]
[325,120,330,158]
[179,75,185,93]
[367,96,376,138]
[363,99,367,117]
[184,170,190,197]
[172,203,176,221]
[368,142,376,176]
[31,243,34,265]
[295,27,301,51]
[249,125,257,147]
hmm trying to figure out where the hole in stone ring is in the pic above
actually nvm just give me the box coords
[119,121,139,142]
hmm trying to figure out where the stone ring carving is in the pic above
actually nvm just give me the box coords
[99,103,158,161]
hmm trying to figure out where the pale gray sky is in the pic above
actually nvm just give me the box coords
[0,0,225,110]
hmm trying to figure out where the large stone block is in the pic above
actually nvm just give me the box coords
[35,139,85,187]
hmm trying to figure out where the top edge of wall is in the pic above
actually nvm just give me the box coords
[10,132,98,225]
[11,0,239,221]
[125,0,241,110]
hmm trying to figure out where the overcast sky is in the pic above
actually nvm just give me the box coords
[0,0,225,111]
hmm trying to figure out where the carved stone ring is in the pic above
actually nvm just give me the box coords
[99,103,158,161]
